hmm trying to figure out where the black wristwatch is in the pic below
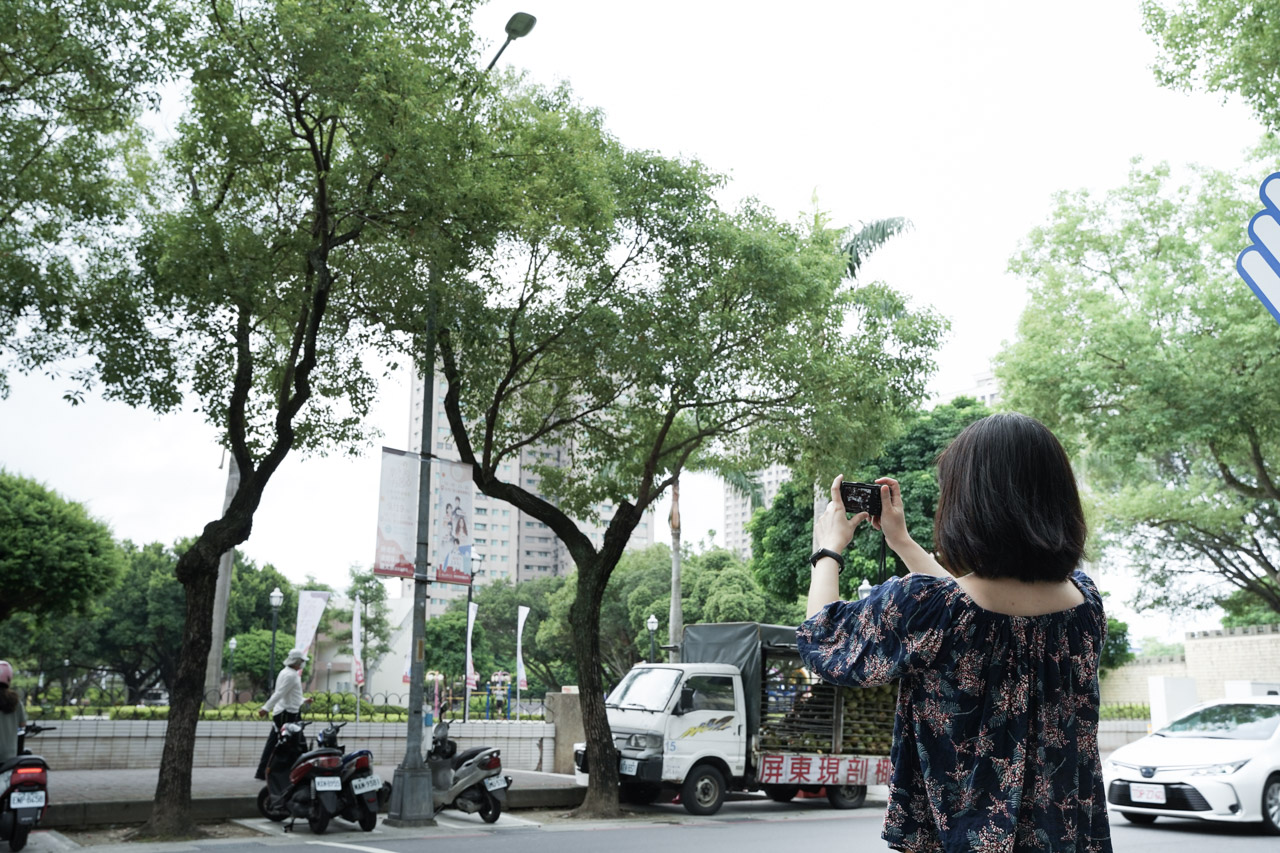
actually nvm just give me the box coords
[809,548,845,573]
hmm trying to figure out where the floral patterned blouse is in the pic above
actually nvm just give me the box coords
[797,570,1112,853]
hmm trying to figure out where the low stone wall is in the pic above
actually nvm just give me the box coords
[32,719,555,772]
[1098,720,1148,753]
[1100,655,1187,705]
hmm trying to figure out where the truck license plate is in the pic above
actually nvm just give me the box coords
[484,776,507,791]
[9,791,44,809]
[313,776,342,792]
[619,759,638,776]
[351,775,382,795]
[1129,783,1165,804]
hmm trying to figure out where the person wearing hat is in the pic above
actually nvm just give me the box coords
[254,648,312,780]
[0,661,26,762]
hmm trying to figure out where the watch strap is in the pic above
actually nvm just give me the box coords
[809,548,845,573]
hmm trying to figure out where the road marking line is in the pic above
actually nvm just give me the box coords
[306,841,397,853]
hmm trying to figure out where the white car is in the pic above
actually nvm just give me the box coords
[1103,696,1280,834]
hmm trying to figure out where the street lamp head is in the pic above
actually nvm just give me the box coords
[228,637,237,651]
[505,12,536,39]
[647,614,658,632]
[269,586,284,609]
[858,579,873,600]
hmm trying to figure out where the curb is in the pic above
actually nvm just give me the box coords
[44,786,586,828]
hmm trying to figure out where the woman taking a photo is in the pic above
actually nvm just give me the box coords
[799,413,1112,853]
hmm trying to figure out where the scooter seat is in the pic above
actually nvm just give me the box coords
[0,755,46,774]
[295,747,343,766]
[451,746,487,770]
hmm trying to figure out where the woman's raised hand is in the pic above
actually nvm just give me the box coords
[871,477,910,548]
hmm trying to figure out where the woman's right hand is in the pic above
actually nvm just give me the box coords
[871,477,911,549]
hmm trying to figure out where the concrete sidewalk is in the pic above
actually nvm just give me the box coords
[45,766,586,828]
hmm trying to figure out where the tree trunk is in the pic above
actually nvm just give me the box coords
[668,478,682,663]
[567,558,621,818]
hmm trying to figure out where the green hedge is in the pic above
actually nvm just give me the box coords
[1099,703,1150,720]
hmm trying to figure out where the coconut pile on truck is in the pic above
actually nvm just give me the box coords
[573,621,895,815]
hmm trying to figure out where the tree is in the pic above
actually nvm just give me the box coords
[224,629,278,698]
[994,150,1280,618]
[331,568,392,687]
[1144,0,1280,131]
[0,0,182,396]
[421,607,493,700]
[0,470,125,622]
[470,576,570,694]
[1137,636,1185,659]
[748,478,817,605]
[16,0,554,834]
[845,397,991,583]
[1219,583,1280,627]
[1101,618,1135,675]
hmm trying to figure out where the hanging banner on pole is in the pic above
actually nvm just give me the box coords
[352,595,365,688]
[435,459,474,585]
[375,447,419,578]
[465,601,479,689]
[516,605,529,690]
[294,590,331,655]
[402,649,411,684]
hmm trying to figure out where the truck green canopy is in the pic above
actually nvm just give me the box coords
[680,621,798,735]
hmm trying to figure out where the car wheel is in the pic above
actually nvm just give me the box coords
[827,784,867,809]
[1263,773,1280,836]
[1120,811,1157,825]
[680,764,726,816]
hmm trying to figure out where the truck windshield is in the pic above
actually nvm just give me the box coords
[607,668,681,712]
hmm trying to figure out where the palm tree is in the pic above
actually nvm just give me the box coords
[841,217,911,280]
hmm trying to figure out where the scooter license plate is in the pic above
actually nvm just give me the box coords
[314,776,342,792]
[9,791,44,809]
[483,776,507,791]
[351,774,382,795]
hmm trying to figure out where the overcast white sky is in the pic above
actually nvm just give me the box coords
[0,1,1266,642]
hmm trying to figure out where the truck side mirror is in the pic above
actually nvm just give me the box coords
[674,686,695,715]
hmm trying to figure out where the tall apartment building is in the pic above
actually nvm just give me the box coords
[722,462,792,560]
[722,370,1004,560]
[404,370,654,616]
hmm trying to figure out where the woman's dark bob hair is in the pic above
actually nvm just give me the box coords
[933,412,1086,582]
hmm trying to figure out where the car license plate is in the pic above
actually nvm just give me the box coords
[313,776,342,792]
[1129,783,1165,804]
[483,776,507,791]
[9,791,44,809]
[619,758,638,776]
[351,775,381,795]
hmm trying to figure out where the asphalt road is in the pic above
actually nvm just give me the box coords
[24,798,1280,853]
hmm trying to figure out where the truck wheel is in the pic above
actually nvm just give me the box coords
[764,785,799,803]
[620,782,662,805]
[827,784,867,809]
[681,765,726,816]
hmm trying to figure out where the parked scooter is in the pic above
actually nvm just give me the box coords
[0,724,55,852]
[425,719,511,823]
[256,719,345,833]
[313,721,390,831]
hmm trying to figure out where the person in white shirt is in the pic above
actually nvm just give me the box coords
[254,649,312,780]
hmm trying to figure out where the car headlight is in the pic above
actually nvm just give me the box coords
[1188,760,1249,776]
[626,732,662,750]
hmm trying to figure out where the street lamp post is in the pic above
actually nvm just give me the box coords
[646,614,658,663]
[268,586,284,683]
[228,637,238,703]
[326,661,331,693]
[386,15,536,828]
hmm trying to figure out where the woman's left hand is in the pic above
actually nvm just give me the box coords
[815,475,868,553]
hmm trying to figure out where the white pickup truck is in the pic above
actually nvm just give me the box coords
[573,621,895,815]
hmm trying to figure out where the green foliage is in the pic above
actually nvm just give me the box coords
[1099,703,1151,721]
[1144,1,1280,131]
[1137,636,1186,659]
[995,148,1280,617]
[846,397,991,585]
[422,607,493,688]
[470,576,572,694]
[330,567,393,685]
[748,479,817,605]
[1101,618,1136,675]
[0,470,125,623]
[0,0,183,396]
[1219,582,1280,627]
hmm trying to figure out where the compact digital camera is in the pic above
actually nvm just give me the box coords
[840,481,882,516]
